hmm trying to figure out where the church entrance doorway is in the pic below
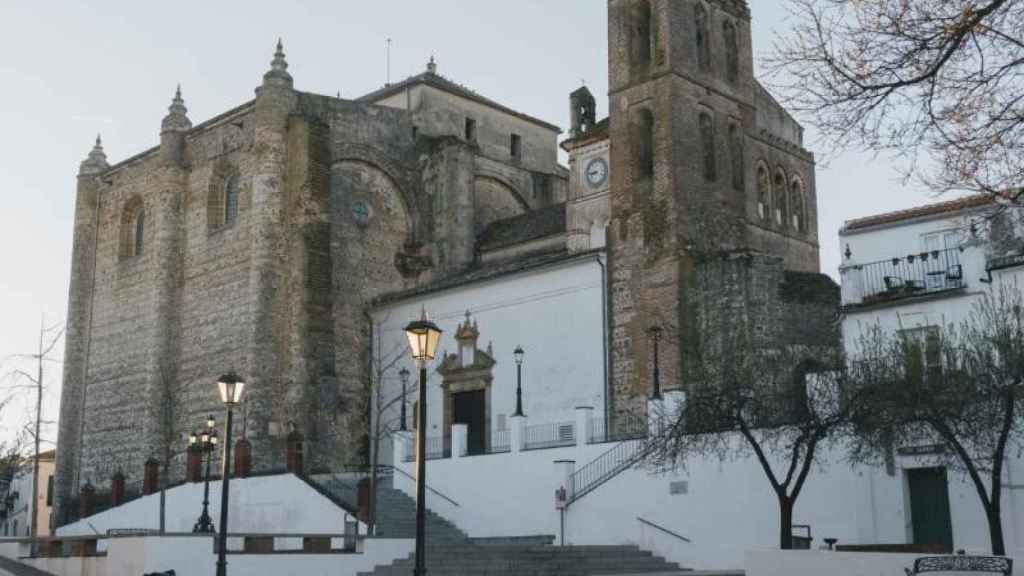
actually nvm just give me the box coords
[452,390,486,455]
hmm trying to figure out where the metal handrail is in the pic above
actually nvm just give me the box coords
[382,465,460,508]
[567,438,647,505]
[637,516,691,543]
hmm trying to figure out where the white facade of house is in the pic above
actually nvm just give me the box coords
[839,198,1024,557]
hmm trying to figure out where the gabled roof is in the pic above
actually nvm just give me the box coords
[841,194,994,234]
[358,69,561,133]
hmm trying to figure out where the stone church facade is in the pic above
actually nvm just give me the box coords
[56,0,834,524]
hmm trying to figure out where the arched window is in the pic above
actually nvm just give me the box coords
[723,20,739,84]
[773,170,788,228]
[756,163,770,221]
[699,112,716,181]
[120,196,145,260]
[631,0,653,65]
[790,178,806,233]
[224,174,240,226]
[695,3,711,72]
[633,108,655,178]
[133,209,145,256]
[729,124,744,191]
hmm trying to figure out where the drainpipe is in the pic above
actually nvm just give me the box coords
[594,254,610,437]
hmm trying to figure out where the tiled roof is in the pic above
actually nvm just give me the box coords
[842,194,993,233]
[476,203,567,252]
[358,71,561,133]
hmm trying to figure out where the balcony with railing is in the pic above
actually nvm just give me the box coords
[840,247,964,308]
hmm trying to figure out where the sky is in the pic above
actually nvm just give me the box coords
[0,0,941,446]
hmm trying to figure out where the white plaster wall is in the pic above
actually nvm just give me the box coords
[372,255,607,465]
[392,429,1024,570]
[1,536,413,576]
[55,474,356,537]
[746,550,1024,576]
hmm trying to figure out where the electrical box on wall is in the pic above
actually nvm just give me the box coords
[669,481,688,495]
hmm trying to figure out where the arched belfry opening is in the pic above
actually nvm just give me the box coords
[631,0,653,65]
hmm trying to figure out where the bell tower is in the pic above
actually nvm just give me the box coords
[605,0,754,420]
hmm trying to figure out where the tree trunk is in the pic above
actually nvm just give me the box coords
[985,502,1006,556]
[779,496,794,550]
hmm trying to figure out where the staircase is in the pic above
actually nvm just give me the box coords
[568,439,648,506]
[358,538,686,576]
[310,473,684,576]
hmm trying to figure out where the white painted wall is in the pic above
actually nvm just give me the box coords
[0,536,413,576]
[840,205,1024,559]
[746,549,1024,576]
[371,254,607,465]
[55,474,358,537]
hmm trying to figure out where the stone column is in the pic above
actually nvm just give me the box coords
[234,439,252,479]
[55,136,107,526]
[143,459,160,496]
[110,472,125,508]
[392,431,412,466]
[78,483,95,519]
[247,40,298,470]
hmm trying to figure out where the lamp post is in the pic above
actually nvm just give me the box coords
[648,326,663,400]
[513,346,525,417]
[215,373,245,576]
[190,416,218,534]
[399,367,410,432]
[404,311,442,576]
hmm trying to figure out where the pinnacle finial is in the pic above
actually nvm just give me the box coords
[162,84,191,132]
[427,55,437,75]
[80,133,109,175]
[272,38,288,73]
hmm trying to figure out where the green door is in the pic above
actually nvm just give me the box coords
[908,467,954,551]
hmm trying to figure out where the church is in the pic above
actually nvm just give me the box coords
[54,0,842,566]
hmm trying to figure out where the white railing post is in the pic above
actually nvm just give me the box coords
[452,424,468,459]
[648,390,686,437]
[392,430,412,466]
[575,406,593,448]
[511,414,526,453]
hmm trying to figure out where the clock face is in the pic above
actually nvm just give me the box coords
[585,157,609,189]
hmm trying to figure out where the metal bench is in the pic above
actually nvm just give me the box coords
[905,555,1012,576]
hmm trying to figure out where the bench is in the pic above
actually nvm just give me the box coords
[905,555,1012,576]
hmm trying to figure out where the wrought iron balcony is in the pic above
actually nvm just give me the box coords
[841,247,964,307]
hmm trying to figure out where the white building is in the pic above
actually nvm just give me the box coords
[2,450,55,538]
[839,195,1024,555]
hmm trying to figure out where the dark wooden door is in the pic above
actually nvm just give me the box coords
[908,467,954,552]
[452,390,486,455]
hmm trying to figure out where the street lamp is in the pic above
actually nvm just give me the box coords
[215,373,245,576]
[648,326,663,400]
[404,311,442,576]
[399,367,410,432]
[190,416,218,534]
[513,346,525,417]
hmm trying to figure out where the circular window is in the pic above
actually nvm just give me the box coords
[352,201,371,227]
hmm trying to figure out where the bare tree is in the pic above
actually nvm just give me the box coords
[3,318,63,538]
[646,309,849,550]
[356,315,412,534]
[848,285,1024,555]
[768,0,1024,198]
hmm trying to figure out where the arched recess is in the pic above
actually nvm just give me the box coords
[331,160,414,275]
[474,175,529,236]
[755,161,771,222]
[773,168,789,229]
[207,160,242,231]
[119,195,145,260]
[632,107,655,179]
[630,0,653,65]
[333,145,422,244]
[790,177,807,234]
